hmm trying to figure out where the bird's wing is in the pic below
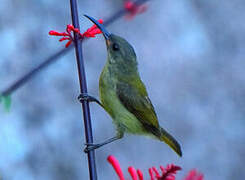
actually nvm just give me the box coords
[116,80,161,136]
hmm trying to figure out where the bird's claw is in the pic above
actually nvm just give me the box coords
[84,143,102,153]
[78,93,91,102]
[78,93,102,106]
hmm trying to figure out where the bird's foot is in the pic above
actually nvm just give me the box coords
[84,143,102,153]
[78,93,96,102]
[78,93,102,106]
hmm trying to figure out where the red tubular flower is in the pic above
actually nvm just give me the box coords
[107,155,203,180]
[149,165,181,180]
[149,168,155,180]
[107,155,125,180]
[152,167,161,178]
[183,169,204,180]
[49,19,103,47]
[49,31,68,36]
[128,166,138,180]
[124,0,148,20]
[82,19,103,37]
[49,25,75,47]
[158,164,182,180]
[137,169,144,180]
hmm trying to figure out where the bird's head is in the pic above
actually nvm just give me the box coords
[84,15,137,68]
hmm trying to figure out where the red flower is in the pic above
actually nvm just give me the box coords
[107,155,182,180]
[183,169,204,180]
[150,165,182,180]
[107,155,204,180]
[107,155,125,180]
[49,19,103,47]
[82,19,103,38]
[124,0,148,20]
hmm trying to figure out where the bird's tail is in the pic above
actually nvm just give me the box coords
[159,127,182,157]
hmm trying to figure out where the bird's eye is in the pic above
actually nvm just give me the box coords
[112,43,120,51]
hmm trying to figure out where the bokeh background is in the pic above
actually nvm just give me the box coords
[0,0,245,179]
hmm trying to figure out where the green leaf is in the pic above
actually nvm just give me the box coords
[0,94,12,112]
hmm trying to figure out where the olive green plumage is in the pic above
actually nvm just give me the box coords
[99,34,182,156]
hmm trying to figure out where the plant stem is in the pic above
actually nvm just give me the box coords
[1,46,72,96]
[69,0,97,180]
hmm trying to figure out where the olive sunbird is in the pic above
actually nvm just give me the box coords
[80,15,182,157]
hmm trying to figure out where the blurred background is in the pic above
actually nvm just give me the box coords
[0,0,245,179]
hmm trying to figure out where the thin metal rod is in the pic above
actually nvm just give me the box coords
[0,0,150,97]
[69,0,97,180]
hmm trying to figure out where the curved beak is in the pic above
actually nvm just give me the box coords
[84,15,111,40]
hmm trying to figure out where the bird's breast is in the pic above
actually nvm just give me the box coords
[99,66,117,116]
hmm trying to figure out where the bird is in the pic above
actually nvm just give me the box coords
[79,15,182,157]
